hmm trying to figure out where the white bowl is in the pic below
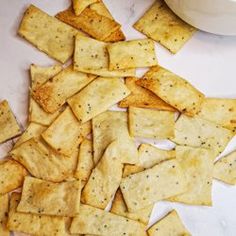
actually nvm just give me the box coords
[164,0,236,35]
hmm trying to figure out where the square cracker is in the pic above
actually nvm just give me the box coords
[33,65,96,113]
[29,64,63,126]
[119,77,175,111]
[0,100,21,144]
[70,204,147,236]
[14,122,47,148]
[134,0,196,54]
[81,141,123,209]
[107,39,158,70]
[137,66,205,116]
[73,35,135,77]
[214,151,236,185]
[148,210,190,236]
[42,107,90,156]
[172,114,234,156]
[17,176,81,217]
[68,77,130,123]
[72,0,100,16]
[168,146,215,206]
[18,5,80,63]
[92,111,138,165]
[129,106,175,139]
[7,193,69,236]
[10,138,78,182]
[197,97,236,132]
[120,159,187,212]
[56,7,120,41]
[111,188,153,225]
[0,160,27,195]
[0,194,9,236]
[75,139,94,181]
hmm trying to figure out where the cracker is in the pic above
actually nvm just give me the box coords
[107,39,158,70]
[92,111,138,164]
[75,139,94,181]
[70,204,147,236]
[120,159,187,211]
[133,0,196,54]
[10,138,77,182]
[89,1,112,19]
[123,164,145,178]
[147,210,190,236]
[42,107,90,156]
[33,65,96,113]
[129,106,175,139]
[73,0,100,16]
[68,77,130,123]
[30,64,62,91]
[56,7,120,41]
[214,151,236,185]
[7,193,69,236]
[81,141,123,209]
[104,29,126,42]
[73,35,135,77]
[198,98,236,132]
[172,115,234,155]
[17,177,81,217]
[169,146,215,206]
[18,5,80,63]
[14,122,47,148]
[137,66,205,116]
[119,77,175,111]
[0,194,9,236]
[0,160,27,195]
[0,100,21,144]
[111,188,153,225]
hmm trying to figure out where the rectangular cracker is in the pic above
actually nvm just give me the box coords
[92,111,138,164]
[107,39,158,70]
[73,35,135,77]
[214,151,236,185]
[81,141,123,209]
[56,7,120,41]
[42,107,89,156]
[33,65,96,113]
[73,0,100,15]
[172,115,234,155]
[129,106,175,139]
[75,139,94,181]
[137,66,205,116]
[0,194,9,236]
[133,0,196,54]
[148,210,190,236]
[197,97,236,132]
[10,138,77,182]
[14,122,47,148]
[8,193,68,236]
[0,100,21,144]
[68,77,130,123]
[120,159,187,211]
[168,146,215,206]
[18,5,80,63]
[0,160,27,195]
[119,77,175,111]
[70,204,147,235]
[17,177,81,217]
[111,188,153,225]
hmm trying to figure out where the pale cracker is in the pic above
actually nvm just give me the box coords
[68,77,130,123]
[73,0,100,16]
[107,39,158,70]
[0,194,9,236]
[133,0,196,54]
[137,66,205,116]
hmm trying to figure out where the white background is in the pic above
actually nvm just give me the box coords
[1,0,236,235]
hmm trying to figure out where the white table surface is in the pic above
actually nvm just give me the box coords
[1,0,236,235]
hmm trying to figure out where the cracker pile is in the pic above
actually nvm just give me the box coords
[0,0,235,235]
